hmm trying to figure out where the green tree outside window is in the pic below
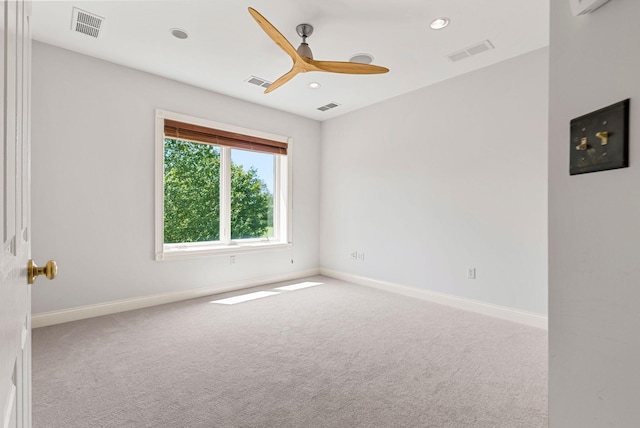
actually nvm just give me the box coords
[164,139,272,244]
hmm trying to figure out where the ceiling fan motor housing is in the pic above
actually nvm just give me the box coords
[297,42,313,59]
[295,23,314,58]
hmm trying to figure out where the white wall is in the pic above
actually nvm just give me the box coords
[549,1,640,426]
[31,42,321,314]
[320,48,549,315]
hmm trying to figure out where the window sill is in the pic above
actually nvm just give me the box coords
[156,242,292,261]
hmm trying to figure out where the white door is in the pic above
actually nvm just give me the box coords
[1,1,32,427]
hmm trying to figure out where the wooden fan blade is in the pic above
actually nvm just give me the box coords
[248,7,299,62]
[264,67,301,94]
[306,59,389,75]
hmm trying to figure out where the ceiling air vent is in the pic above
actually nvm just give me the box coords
[317,102,340,112]
[71,7,105,38]
[246,76,272,88]
[446,40,494,63]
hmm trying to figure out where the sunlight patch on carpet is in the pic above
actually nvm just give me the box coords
[275,282,323,291]
[210,291,279,305]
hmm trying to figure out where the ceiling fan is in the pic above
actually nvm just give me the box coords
[248,7,389,94]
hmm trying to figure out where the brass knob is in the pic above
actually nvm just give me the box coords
[575,137,588,151]
[596,131,609,146]
[28,260,57,284]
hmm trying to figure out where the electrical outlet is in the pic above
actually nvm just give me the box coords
[467,267,476,279]
[350,251,358,260]
[230,255,236,265]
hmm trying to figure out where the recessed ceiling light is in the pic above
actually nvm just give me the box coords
[308,82,321,89]
[171,28,189,39]
[349,53,374,64]
[430,17,450,30]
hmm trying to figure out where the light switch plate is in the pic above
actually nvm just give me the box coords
[569,99,630,175]
[570,0,611,16]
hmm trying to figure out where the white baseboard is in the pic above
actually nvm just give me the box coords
[33,267,547,330]
[32,268,320,328]
[320,269,548,330]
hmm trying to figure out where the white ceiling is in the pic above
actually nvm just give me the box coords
[31,0,549,121]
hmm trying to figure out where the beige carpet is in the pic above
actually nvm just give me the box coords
[32,276,547,427]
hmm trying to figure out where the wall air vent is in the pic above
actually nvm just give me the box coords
[71,7,105,38]
[317,102,340,112]
[446,40,494,63]
[246,76,272,88]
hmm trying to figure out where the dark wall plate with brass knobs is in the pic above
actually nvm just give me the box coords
[570,99,629,175]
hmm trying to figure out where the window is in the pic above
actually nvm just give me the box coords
[155,110,292,260]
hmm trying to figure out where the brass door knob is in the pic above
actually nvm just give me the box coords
[28,260,57,284]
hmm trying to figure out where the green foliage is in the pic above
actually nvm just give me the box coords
[163,139,273,244]
[231,162,272,239]
[164,139,221,243]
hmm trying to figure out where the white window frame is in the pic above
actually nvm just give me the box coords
[155,109,292,260]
